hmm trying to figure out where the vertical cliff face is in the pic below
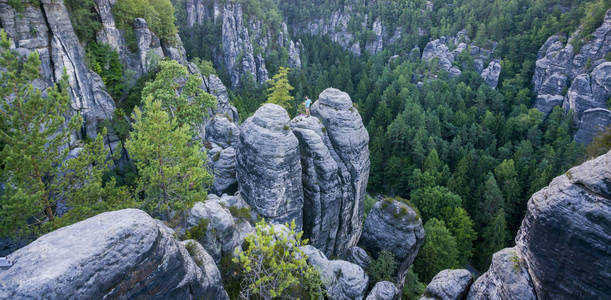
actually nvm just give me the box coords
[533,9,611,144]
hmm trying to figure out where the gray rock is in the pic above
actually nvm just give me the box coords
[201,73,239,123]
[311,88,370,255]
[421,269,472,300]
[365,18,384,55]
[514,151,611,299]
[0,209,224,299]
[366,281,400,300]
[187,201,242,263]
[533,9,611,140]
[133,18,165,75]
[302,245,369,300]
[206,115,240,148]
[481,59,501,88]
[289,39,302,68]
[345,246,371,270]
[575,108,611,144]
[359,199,425,290]
[180,240,230,300]
[466,248,535,300]
[208,146,238,195]
[236,104,304,229]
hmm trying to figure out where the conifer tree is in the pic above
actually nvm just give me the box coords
[414,218,459,282]
[125,97,212,218]
[142,60,216,129]
[266,66,294,112]
[0,30,81,236]
[475,208,509,270]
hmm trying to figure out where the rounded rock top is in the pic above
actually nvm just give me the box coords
[318,88,354,111]
[251,103,291,130]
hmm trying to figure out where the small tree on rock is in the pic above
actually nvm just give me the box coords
[266,66,294,112]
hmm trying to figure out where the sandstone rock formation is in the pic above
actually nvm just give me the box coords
[359,199,425,290]
[0,209,227,299]
[366,281,400,300]
[180,240,230,300]
[420,269,473,300]
[514,150,611,299]
[466,248,536,300]
[421,30,501,88]
[533,9,611,143]
[345,246,371,270]
[310,88,370,255]
[301,245,369,300]
[236,104,304,228]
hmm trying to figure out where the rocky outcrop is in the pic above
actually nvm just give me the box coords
[310,88,370,255]
[345,246,371,270]
[0,0,116,139]
[180,240,230,300]
[514,150,611,299]
[366,281,400,300]
[533,9,611,143]
[236,104,304,228]
[0,209,227,299]
[359,199,425,290]
[467,248,536,300]
[421,30,501,88]
[301,245,369,300]
[421,269,473,300]
[575,108,611,144]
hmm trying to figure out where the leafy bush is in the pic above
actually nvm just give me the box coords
[366,250,398,283]
[64,0,102,45]
[86,42,124,100]
[113,0,178,51]
[233,220,324,299]
[183,218,209,241]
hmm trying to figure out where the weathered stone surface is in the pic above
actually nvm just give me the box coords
[180,240,230,300]
[359,199,425,290]
[302,245,369,300]
[575,108,611,144]
[236,104,303,228]
[514,151,611,299]
[345,246,371,270]
[533,9,611,142]
[421,269,472,300]
[467,248,536,300]
[481,59,501,88]
[310,88,370,255]
[208,146,238,195]
[201,73,239,123]
[187,200,245,263]
[366,281,400,300]
[0,209,224,299]
[206,115,239,148]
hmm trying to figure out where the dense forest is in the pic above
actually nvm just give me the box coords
[1,0,610,299]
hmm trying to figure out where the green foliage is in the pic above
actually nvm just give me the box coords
[0,30,80,236]
[267,66,294,113]
[414,218,459,282]
[444,207,477,266]
[125,97,212,218]
[142,60,216,129]
[233,219,324,299]
[86,42,124,100]
[228,206,252,221]
[366,250,398,283]
[192,57,216,77]
[183,218,209,241]
[474,208,509,270]
[113,0,178,50]
[586,127,611,158]
[0,31,131,237]
[410,186,462,223]
[185,241,204,267]
[402,267,426,300]
[64,0,102,45]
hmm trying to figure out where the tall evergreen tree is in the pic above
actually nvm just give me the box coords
[266,66,294,113]
[414,218,459,282]
[126,97,212,218]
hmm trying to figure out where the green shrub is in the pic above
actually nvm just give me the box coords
[212,151,221,162]
[228,206,251,221]
[185,241,203,267]
[86,42,124,100]
[367,250,398,282]
[192,57,216,77]
[64,0,102,45]
[113,0,178,51]
[183,218,209,241]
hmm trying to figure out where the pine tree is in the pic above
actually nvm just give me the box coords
[125,97,212,218]
[266,66,294,112]
[142,60,216,129]
[0,30,81,236]
[475,172,505,229]
[414,218,459,282]
[444,207,477,266]
[475,208,509,270]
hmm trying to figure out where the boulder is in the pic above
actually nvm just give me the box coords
[208,146,238,195]
[359,199,425,290]
[0,209,226,299]
[187,200,246,263]
[206,115,240,148]
[311,88,370,255]
[301,245,369,300]
[574,108,611,144]
[181,240,230,300]
[366,281,400,300]
[481,59,501,88]
[345,246,371,270]
[236,104,303,229]
[420,269,472,300]
[466,248,535,300]
[514,151,611,299]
